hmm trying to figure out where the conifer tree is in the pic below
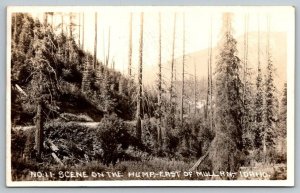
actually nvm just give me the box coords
[209,13,243,173]
[241,14,255,150]
[30,15,59,159]
[254,16,264,150]
[263,16,278,162]
[81,56,91,93]
[18,15,33,55]
[278,82,287,155]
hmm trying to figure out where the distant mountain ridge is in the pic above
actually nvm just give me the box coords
[144,32,287,90]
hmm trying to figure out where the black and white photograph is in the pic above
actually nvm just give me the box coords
[6,6,295,186]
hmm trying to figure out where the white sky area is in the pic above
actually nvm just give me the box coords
[26,7,292,85]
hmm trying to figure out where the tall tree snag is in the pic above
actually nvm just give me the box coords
[128,12,133,77]
[82,13,85,50]
[94,12,98,69]
[263,15,278,163]
[157,12,163,149]
[169,13,177,129]
[180,13,185,126]
[136,12,144,141]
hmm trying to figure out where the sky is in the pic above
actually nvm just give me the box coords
[24,6,293,85]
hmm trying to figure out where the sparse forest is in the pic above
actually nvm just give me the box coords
[10,11,287,181]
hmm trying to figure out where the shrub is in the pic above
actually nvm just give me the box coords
[141,116,158,154]
[164,128,180,157]
[11,130,27,158]
[97,114,135,166]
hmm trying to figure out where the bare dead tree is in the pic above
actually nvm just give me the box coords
[69,13,73,39]
[106,26,111,67]
[128,12,133,77]
[136,12,144,141]
[205,17,213,131]
[206,45,210,120]
[45,12,54,29]
[35,93,44,159]
[35,71,45,160]
[103,29,106,66]
[180,13,185,125]
[78,13,81,48]
[209,17,213,132]
[157,12,163,148]
[13,13,17,47]
[158,12,162,120]
[82,13,84,50]
[68,13,74,62]
[263,14,271,162]
[170,13,177,103]
[43,13,48,26]
[243,14,249,105]
[94,12,98,69]
[61,13,64,35]
[50,12,54,28]
[194,59,197,115]
[168,13,177,128]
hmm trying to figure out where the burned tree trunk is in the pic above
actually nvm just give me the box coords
[194,59,197,115]
[169,13,177,129]
[94,12,98,69]
[78,13,81,48]
[170,13,176,102]
[157,12,163,148]
[209,18,213,132]
[35,97,44,159]
[106,26,111,67]
[61,14,64,35]
[180,13,185,125]
[136,12,144,141]
[82,13,85,50]
[128,13,133,76]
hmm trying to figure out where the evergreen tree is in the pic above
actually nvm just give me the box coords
[209,13,243,173]
[278,82,287,156]
[18,15,34,55]
[253,17,264,150]
[29,16,59,159]
[241,14,255,151]
[279,83,287,136]
[263,16,278,163]
[81,56,92,92]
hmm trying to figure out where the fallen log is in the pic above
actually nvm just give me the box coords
[15,84,27,96]
[46,139,59,152]
[51,152,64,166]
[12,126,35,131]
[189,151,209,171]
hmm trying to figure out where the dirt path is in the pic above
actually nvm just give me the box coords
[12,122,100,131]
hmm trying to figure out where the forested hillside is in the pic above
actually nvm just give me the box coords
[10,12,287,181]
